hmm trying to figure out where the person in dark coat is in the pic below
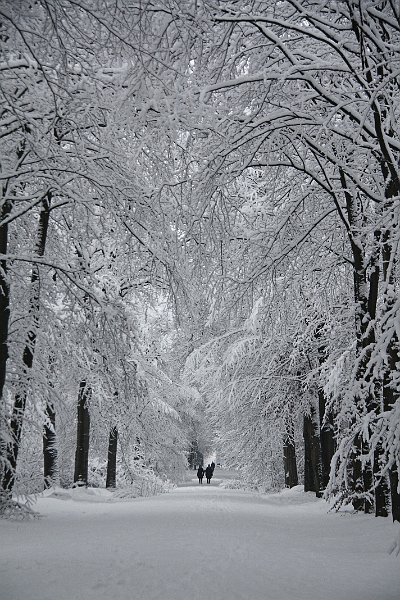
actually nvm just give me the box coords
[205,464,213,484]
[197,466,204,484]
[211,461,215,473]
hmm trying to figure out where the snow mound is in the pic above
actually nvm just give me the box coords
[219,478,243,489]
[44,486,114,503]
[263,485,322,505]
[0,495,40,520]
[38,474,174,504]
[388,521,400,556]
[113,478,174,499]
[220,480,323,505]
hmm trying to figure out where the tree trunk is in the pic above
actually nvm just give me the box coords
[74,381,91,486]
[43,355,59,489]
[373,447,390,518]
[43,399,58,489]
[362,441,374,514]
[382,309,400,521]
[2,195,51,492]
[343,184,373,512]
[341,170,390,515]
[188,439,201,469]
[381,216,400,522]
[315,327,335,490]
[349,434,364,511]
[318,387,335,490]
[106,426,118,488]
[303,406,322,497]
[388,467,400,522]
[0,197,11,495]
[283,434,298,488]
[283,414,298,488]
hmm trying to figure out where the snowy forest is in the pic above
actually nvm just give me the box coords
[1,0,400,526]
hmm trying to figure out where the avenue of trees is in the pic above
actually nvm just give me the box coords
[1,0,400,524]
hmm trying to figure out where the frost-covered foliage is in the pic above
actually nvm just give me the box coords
[323,296,400,511]
[0,0,201,499]
[84,455,175,497]
[9,291,194,493]
[2,0,400,527]
[113,467,174,499]
[178,0,400,521]
[184,278,332,488]
[0,493,39,521]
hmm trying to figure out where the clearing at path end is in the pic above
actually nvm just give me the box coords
[1,470,399,600]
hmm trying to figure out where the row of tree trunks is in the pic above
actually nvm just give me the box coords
[72,378,119,489]
[280,12,398,520]
[45,390,119,490]
[283,397,334,496]
[44,385,119,490]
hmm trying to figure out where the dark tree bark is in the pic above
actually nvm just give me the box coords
[303,406,322,497]
[188,440,195,469]
[388,464,400,522]
[106,426,118,488]
[0,200,11,401]
[349,434,364,511]
[0,197,11,495]
[379,202,400,521]
[315,326,335,490]
[2,195,51,492]
[381,272,400,521]
[188,439,201,469]
[73,381,91,486]
[373,447,390,518]
[0,137,26,447]
[283,414,298,488]
[43,399,58,489]
[362,442,374,514]
[318,387,335,490]
[283,435,298,488]
[367,243,389,517]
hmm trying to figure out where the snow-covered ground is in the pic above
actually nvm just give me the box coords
[1,470,399,600]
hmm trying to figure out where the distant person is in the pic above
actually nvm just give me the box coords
[205,464,213,484]
[197,466,204,484]
[211,461,215,473]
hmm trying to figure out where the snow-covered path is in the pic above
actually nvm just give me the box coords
[1,472,399,600]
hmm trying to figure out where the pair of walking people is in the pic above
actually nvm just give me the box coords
[197,462,215,484]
